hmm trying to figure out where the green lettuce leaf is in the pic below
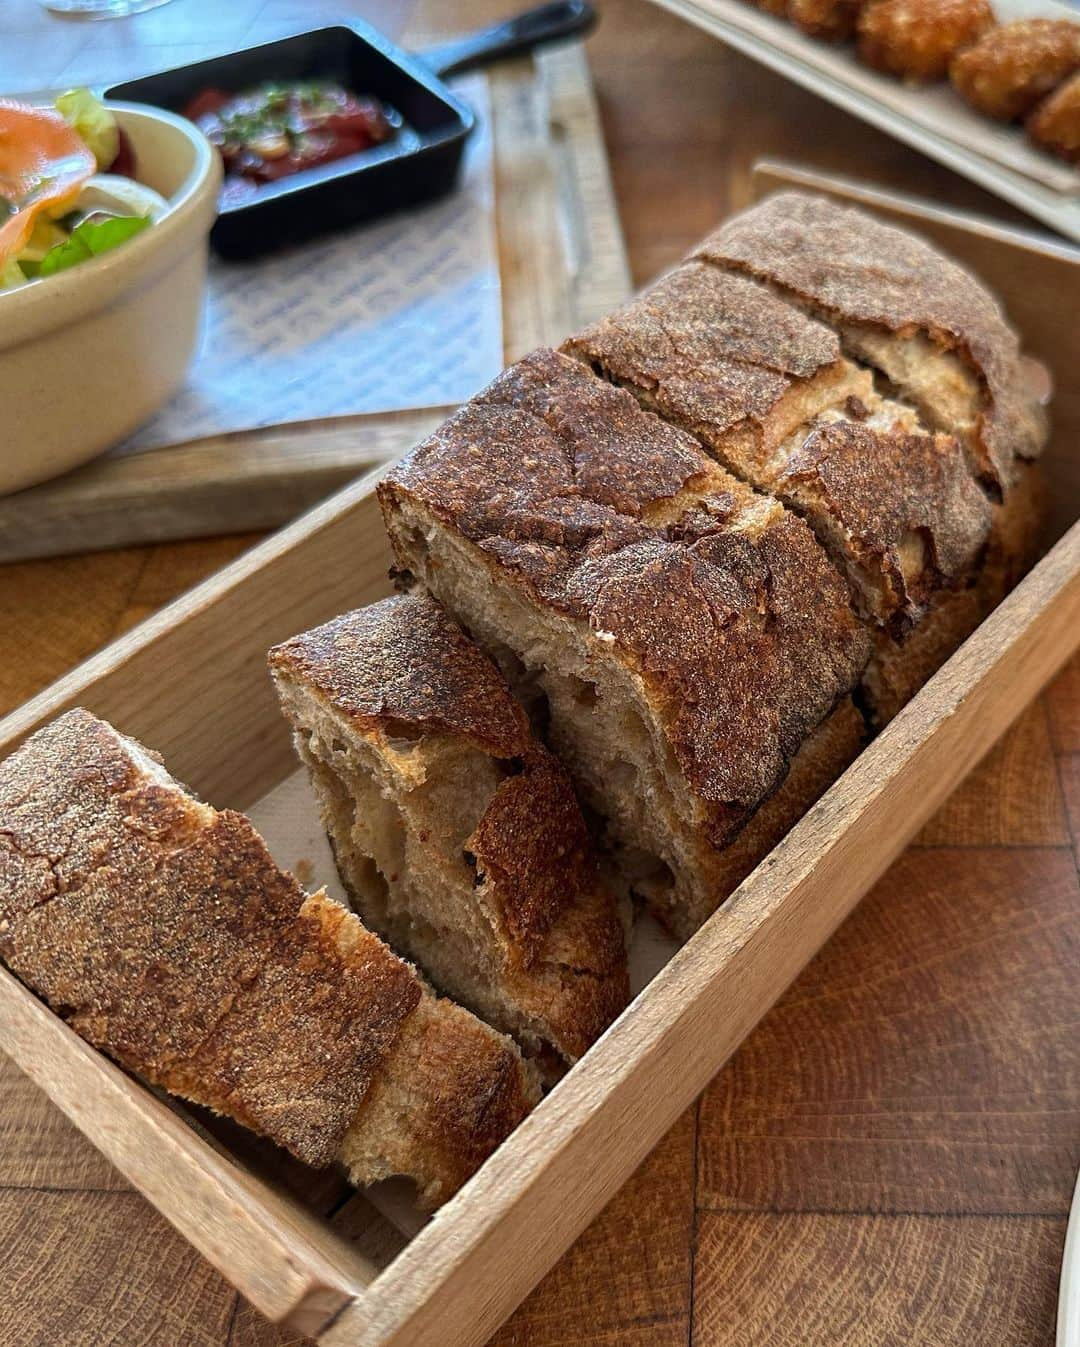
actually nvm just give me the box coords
[55,88,120,171]
[36,213,150,278]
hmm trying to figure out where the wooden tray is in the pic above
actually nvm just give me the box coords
[0,43,630,563]
[1,165,1078,1347]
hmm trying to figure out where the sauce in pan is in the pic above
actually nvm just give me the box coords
[185,81,398,201]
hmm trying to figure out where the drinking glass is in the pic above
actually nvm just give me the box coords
[38,0,175,18]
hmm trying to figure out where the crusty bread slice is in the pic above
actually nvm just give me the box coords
[563,260,862,479]
[863,459,1045,724]
[689,191,1048,491]
[0,709,538,1207]
[379,348,872,939]
[269,595,629,1070]
[305,891,541,1205]
[564,260,993,630]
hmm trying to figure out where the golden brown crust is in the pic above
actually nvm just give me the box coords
[653,696,866,940]
[986,457,1046,586]
[563,261,862,498]
[398,1005,538,1190]
[951,19,1080,121]
[504,868,628,1060]
[779,415,992,624]
[269,595,531,761]
[1028,71,1080,163]
[381,348,871,842]
[862,459,1044,724]
[564,261,844,458]
[465,750,602,963]
[0,709,420,1167]
[563,258,991,626]
[270,595,615,970]
[565,509,870,826]
[691,192,1047,489]
[856,0,994,82]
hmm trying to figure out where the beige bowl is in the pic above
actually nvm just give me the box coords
[0,103,222,496]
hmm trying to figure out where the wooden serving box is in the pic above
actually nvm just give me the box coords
[1,164,1078,1347]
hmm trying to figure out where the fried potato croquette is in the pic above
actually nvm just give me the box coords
[1028,70,1080,162]
[857,0,995,82]
[789,0,867,42]
[951,19,1080,120]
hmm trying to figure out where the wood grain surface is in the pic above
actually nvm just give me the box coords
[1,2,1077,1345]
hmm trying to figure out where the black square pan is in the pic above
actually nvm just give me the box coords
[107,2,595,261]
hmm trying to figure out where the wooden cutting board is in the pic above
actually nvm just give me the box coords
[0,44,630,563]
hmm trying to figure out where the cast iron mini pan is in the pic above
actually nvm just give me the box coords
[108,1,595,260]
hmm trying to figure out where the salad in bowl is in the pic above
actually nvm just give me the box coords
[0,88,220,496]
[1,89,168,290]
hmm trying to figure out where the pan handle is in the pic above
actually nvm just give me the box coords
[420,1,597,80]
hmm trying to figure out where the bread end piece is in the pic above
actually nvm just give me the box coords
[691,190,1049,491]
[0,709,538,1201]
[340,984,540,1209]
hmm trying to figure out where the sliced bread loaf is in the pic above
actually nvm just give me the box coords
[691,193,1048,724]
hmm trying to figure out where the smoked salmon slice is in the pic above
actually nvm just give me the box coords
[0,99,97,263]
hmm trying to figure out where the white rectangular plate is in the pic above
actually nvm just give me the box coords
[650,0,1080,242]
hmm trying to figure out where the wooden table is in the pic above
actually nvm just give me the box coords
[1,2,1078,1344]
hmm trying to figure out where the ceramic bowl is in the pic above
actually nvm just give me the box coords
[0,102,221,496]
